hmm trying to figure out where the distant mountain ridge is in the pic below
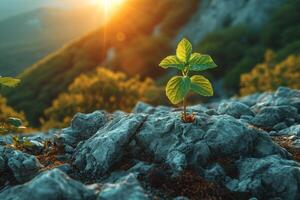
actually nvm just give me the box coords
[0,0,92,21]
[0,6,103,76]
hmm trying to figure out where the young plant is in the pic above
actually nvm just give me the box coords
[159,38,217,122]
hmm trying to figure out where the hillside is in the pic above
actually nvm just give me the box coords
[177,0,285,44]
[0,6,103,76]
[3,0,199,126]
[1,87,300,199]
[3,0,293,127]
[0,0,92,20]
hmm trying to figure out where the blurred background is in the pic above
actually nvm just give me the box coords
[0,0,299,130]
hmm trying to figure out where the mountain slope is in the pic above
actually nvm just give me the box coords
[177,0,285,44]
[0,0,92,20]
[0,6,103,76]
[4,0,199,126]
[3,0,287,126]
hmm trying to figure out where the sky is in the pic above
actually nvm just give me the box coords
[0,0,94,20]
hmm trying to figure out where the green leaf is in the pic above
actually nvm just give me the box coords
[23,139,35,148]
[176,38,192,63]
[189,53,217,71]
[8,117,23,128]
[166,76,191,104]
[190,75,214,96]
[159,55,184,70]
[0,77,20,87]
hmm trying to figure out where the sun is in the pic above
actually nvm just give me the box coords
[91,0,125,15]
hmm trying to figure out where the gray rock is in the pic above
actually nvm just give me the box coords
[273,122,288,131]
[58,111,109,147]
[98,173,149,200]
[217,101,254,118]
[203,163,226,182]
[251,106,298,130]
[240,115,254,123]
[127,161,154,175]
[102,162,154,184]
[74,114,147,176]
[0,169,96,200]
[278,125,300,136]
[0,146,42,183]
[226,155,300,200]
[274,87,300,110]
[71,111,109,138]
[240,92,272,107]
[133,102,156,114]
[0,135,13,145]
[252,131,289,158]
[55,163,72,174]
[187,104,208,113]
[135,112,288,173]
[133,102,171,114]
[251,87,300,113]
[205,108,218,116]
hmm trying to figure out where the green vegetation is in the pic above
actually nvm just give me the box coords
[41,67,164,129]
[0,77,20,87]
[195,26,264,92]
[196,0,300,94]
[159,38,217,122]
[0,77,26,135]
[240,50,300,96]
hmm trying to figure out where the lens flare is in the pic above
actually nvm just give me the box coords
[92,0,125,15]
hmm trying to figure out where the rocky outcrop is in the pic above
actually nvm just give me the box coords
[0,169,96,200]
[0,87,299,199]
[226,155,300,200]
[0,146,42,183]
[73,114,147,176]
[177,0,285,44]
[135,112,288,175]
[98,174,149,200]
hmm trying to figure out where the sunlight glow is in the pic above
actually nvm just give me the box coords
[91,0,125,16]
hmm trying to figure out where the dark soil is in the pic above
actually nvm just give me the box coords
[272,136,300,161]
[139,165,251,200]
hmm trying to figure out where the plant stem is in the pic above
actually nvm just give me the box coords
[183,97,187,121]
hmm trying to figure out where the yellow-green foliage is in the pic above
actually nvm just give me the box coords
[240,50,300,96]
[0,96,27,134]
[42,68,163,129]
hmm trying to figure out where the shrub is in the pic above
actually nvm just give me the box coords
[196,26,261,78]
[0,77,27,134]
[262,0,300,50]
[42,67,164,129]
[240,50,300,96]
[0,96,27,134]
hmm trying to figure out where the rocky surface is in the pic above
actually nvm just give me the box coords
[0,169,96,200]
[0,87,299,199]
[0,146,42,184]
[98,174,148,200]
